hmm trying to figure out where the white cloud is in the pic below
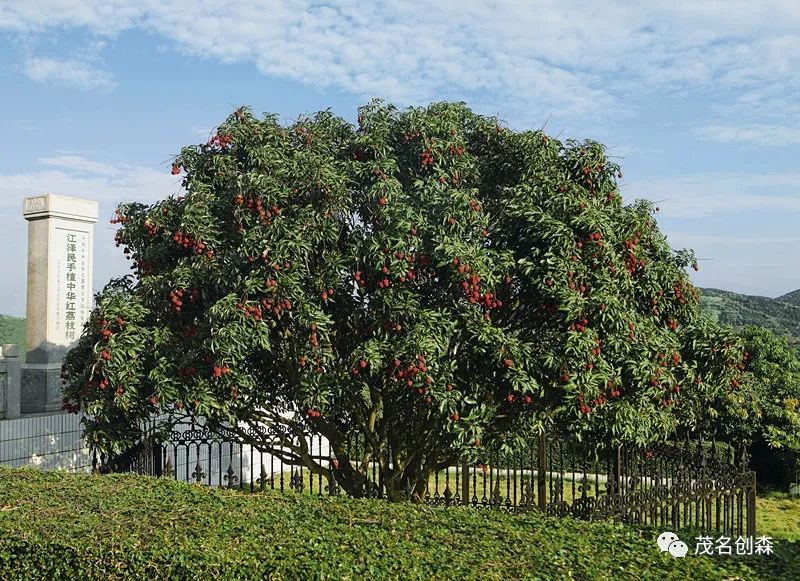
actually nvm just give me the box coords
[0,155,177,210]
[2,1,800,129]
[695,124,800,147]
[21,57,115,91]
[622,172,800,218]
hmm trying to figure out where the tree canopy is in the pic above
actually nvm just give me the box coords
[61,100,750,498]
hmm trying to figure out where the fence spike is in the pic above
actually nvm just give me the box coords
[192,458,205,483]
[739,446,750,469]
[225,463,239,488]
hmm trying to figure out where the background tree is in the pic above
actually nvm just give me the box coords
[720,326,800,488]
[62,101,748,500]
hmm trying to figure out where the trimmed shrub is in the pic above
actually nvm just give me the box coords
[0,467,797,580]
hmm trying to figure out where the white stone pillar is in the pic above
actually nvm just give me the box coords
[21,194,98,413]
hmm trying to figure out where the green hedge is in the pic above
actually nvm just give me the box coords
[0,467,797,580]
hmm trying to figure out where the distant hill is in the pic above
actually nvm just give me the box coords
[698,287,800,351]
[777,289,800,306]
[0,315,26,352]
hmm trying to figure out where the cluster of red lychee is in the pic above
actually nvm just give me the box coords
[504,392,532,404]
[577,393,600,414]
[208,133,232,149]
[255,296,292,318]
[673,284,688,305]
[455,265,503,320]
[109,209,130,225]
[169,289,185,312]
[566,271,589,295]
[448,144,465,156]
[624,250,646,275]
[576,377,621,415]
[607,378,621,398]
[309,323,319,348]
[241,303,264,321]
[390,250,420,282]
[269,260,291,272]
[391,355,430,393]
[350,358,370,376]
[172,231,212,259]
[235,194,281,225]
[420,148,434,166]
[569,317,590,333]
[399,130,418,143]
[212,365,231,379]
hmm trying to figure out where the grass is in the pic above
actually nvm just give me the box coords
[1,466,798,580]
[757,492,800,541]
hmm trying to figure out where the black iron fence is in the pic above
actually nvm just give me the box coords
[94,417,757,538]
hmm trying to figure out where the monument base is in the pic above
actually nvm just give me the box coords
[21,363,65,413]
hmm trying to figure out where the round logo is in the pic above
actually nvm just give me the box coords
[657,531,679,552]
[668,540,689,558]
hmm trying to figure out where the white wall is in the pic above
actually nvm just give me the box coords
[0,411,92,472]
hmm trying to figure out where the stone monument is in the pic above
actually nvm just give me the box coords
[20,194,98,413]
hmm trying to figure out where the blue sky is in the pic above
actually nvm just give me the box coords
[0,1,798,317]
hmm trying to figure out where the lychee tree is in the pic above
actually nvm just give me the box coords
[61,100,751,500]
[715,326,800,487]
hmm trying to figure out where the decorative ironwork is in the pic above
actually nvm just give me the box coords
[192,459,205,483]
[224,463,239,488]
[104,416,757,538]
[256,464,271,490]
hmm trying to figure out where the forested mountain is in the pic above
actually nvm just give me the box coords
[777,289,800,306]
[0,315,25,353]
[698,288,800,351]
